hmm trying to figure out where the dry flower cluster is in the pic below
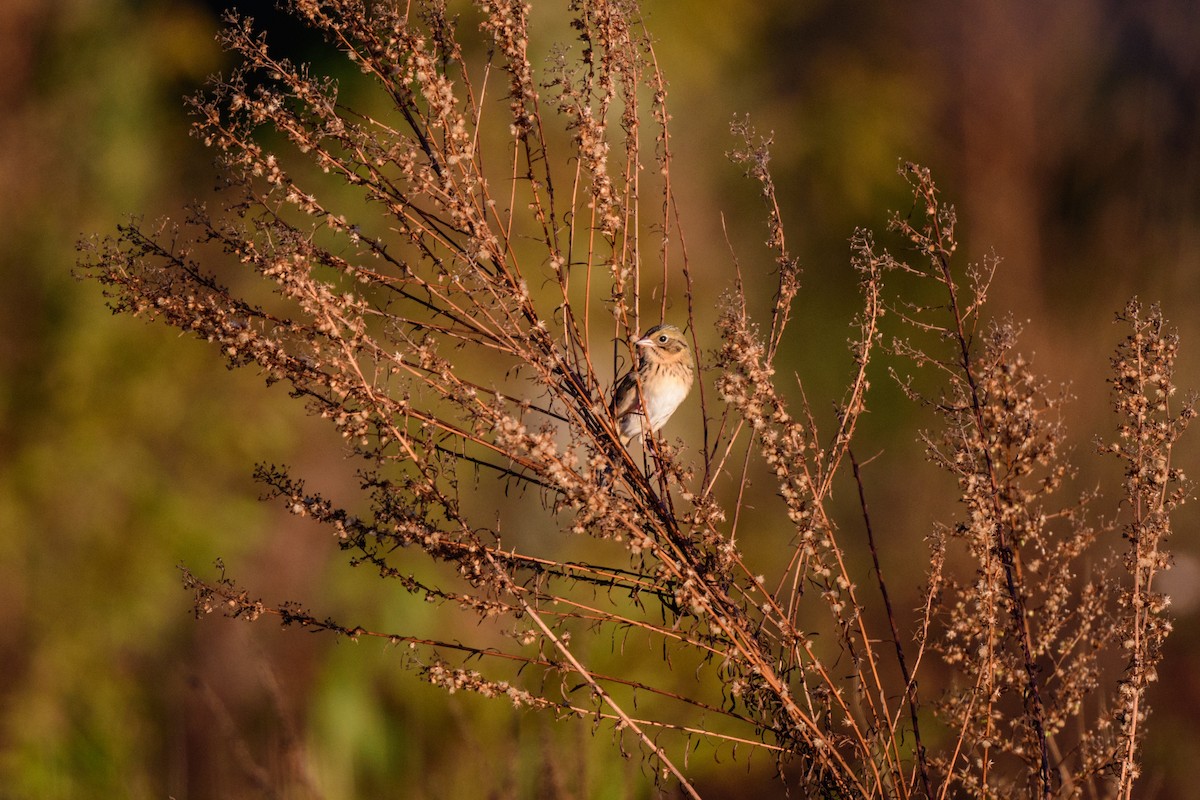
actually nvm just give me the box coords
[79,1,1191,797]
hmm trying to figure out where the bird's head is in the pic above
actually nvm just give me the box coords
[635,324,690,364]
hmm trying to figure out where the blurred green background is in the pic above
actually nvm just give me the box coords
[3,0,1200,797]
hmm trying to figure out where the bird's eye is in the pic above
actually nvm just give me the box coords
[658,334,668,343]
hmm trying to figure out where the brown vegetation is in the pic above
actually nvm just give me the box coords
[80,1,1192,796]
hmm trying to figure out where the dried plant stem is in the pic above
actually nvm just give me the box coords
[485,552,703,800]
[931,205,1051,797]
[851,449,931,797]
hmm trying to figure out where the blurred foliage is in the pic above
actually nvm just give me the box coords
[2,0,1200,797]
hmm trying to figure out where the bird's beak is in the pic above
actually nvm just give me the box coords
[634,336,655,348]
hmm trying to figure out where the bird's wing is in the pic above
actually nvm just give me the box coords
[610,370,643,417]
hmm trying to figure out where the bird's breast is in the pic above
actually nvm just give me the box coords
[645,378,690,428]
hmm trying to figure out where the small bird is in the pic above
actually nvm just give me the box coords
[610,324,695,446]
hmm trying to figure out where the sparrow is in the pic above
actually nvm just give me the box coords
[610,324,695,446]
